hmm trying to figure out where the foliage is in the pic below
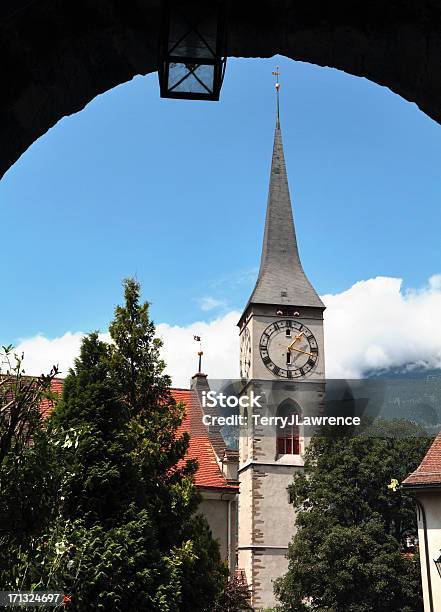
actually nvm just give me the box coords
[0,348,60,586]
[212,574,252,612]
[0,346,58,464]
[274,420,432,612]
[0,280,228,611]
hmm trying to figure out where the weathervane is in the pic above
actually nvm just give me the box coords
[272,66,281,127]
[193,335,203,373]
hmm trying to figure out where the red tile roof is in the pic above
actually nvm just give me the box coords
[172,388,238,491]
[403,431,441,488]
[43,381,237,492]
[40,378,64,419]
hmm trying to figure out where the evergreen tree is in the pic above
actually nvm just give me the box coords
[274,421,432,612]
[18,279,226,611]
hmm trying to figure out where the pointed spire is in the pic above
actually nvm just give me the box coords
[246,72,324,310]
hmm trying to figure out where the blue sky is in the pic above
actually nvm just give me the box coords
[1,55,440,346]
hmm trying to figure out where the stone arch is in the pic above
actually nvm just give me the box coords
[1,0,441,180]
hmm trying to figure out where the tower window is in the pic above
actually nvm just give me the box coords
[286,352,291,365]
[276,400,300,456]
[277,427,300,455]
[285,329,291,337]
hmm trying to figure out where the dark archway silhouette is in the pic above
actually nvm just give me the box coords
[1,0,441,179]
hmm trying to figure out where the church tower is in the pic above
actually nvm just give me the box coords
[237,73,326,610]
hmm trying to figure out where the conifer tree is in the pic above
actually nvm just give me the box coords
[27,279,226,611]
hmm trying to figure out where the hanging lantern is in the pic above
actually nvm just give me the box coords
[158,0,228,101]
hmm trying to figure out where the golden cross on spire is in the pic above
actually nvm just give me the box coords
[272,66,281,127]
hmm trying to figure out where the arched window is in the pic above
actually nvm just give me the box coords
[276,399,300,455]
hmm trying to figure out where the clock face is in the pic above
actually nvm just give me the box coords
[240,327,252,379]
[259,320,318,379]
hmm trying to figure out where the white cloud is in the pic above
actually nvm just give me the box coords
[5,275,441,387]
[7,314,240,388]
[10,332,111,378]
[429,274,441,290]
[198,296,226,312]
[322,275,441,378]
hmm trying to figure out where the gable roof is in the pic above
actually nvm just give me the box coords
[44,380,237,492]
[403,431,441,488]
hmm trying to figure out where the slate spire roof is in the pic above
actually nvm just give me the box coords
[247,90,324,310]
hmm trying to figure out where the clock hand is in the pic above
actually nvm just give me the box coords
[287,332,305,351]
[290,347,314,357]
